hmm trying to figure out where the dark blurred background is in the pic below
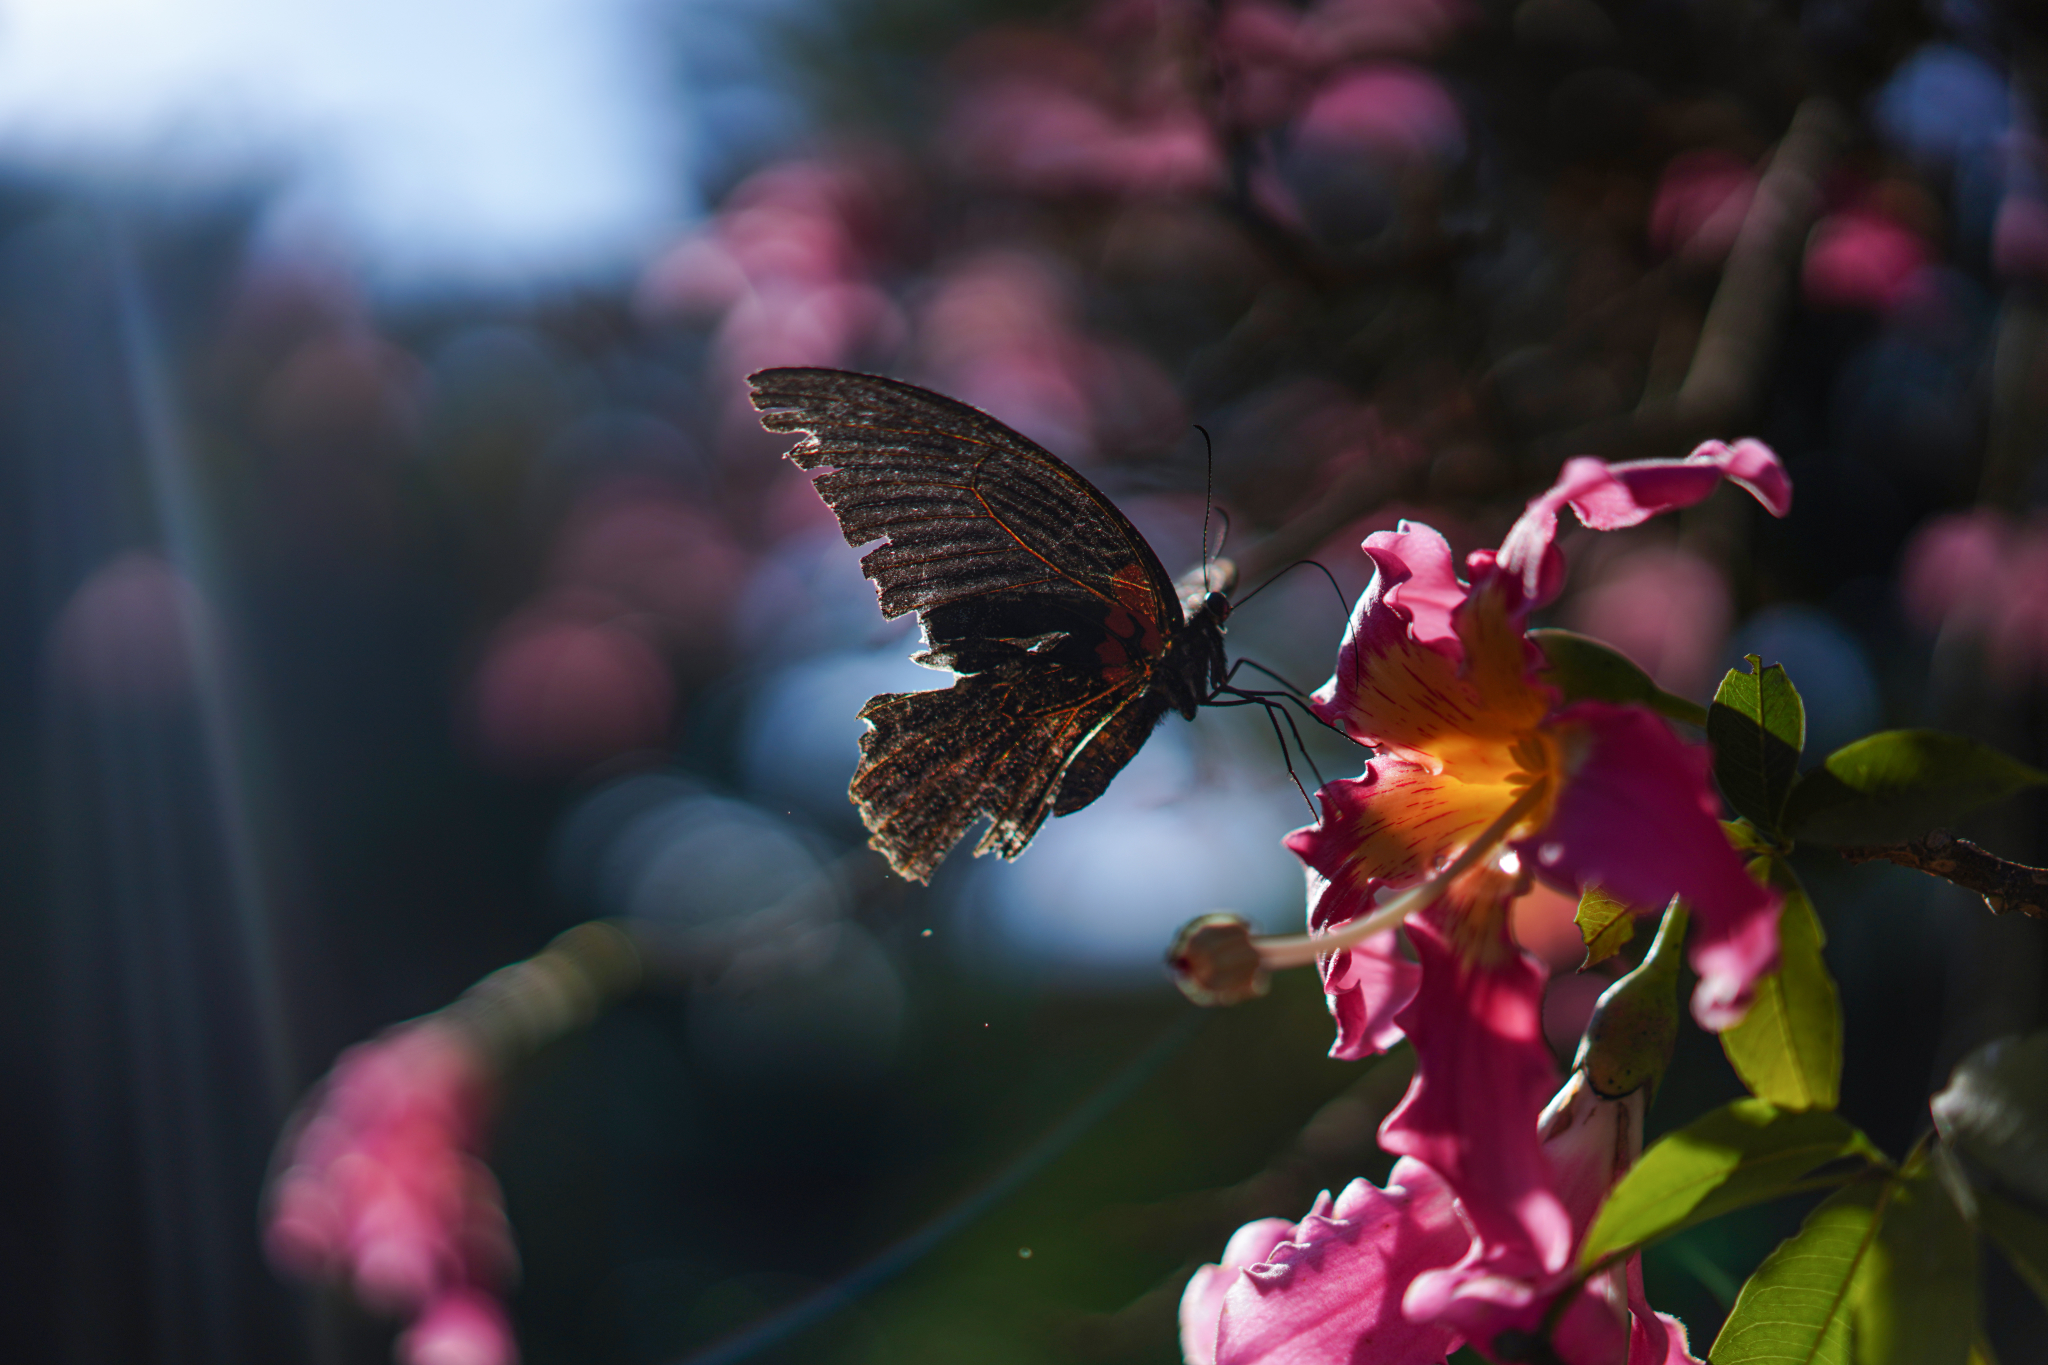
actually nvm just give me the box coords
[2,0,2045,1362]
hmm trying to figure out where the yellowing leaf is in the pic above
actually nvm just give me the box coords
[1575,884,1636,969]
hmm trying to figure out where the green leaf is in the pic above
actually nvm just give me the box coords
[1721,861,1842,1110]
[1710,657,1806,836]
[1723,819,1775,855]
[1581,1100,1881,1270]
[1851,1151,1976,1365]
[1784,730,2047,846]
[1930,1030,2048,1209]
[1530,628,1711,726]
[1575,884,1636,969]
[1710,1178,1886,1365]
[1977,1191,2048,1313]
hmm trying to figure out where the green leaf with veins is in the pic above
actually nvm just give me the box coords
[1708,657,1806,837]
[1784,730,2047,846]
[1721,859,1841,1111]
[1710,1177,1887,1365]
[1580,1100,1881,1270]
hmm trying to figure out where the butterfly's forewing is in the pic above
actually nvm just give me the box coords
[749,367,1189,882]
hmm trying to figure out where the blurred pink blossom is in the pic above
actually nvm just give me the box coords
[398,1289,520,1365]
[635,156,911,413]
[1992,194,2048,280]
[1562,545,1732,700]
[49,552,210,706]
[1802,207,1933,313]
[1901,510,2048,690]
[916,250,1186,460]
[1307,0,1472,61]
[1296,63,1466,166]
[469,597,674,773]
[267,1022,518,1365]
[945,30,1224,197]
[1991,533,2048,688]
[1212,0,1471,130]
[1215,1,1318,128]
[547,484,750,653]
[1648,151,1757,266]
[1900,509,2012,635]
[259,330,425,456]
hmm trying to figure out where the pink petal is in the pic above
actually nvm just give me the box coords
[1627,1258,1703,1365]
[1491,443,1791,609]
[1296,64,1467,167]
[1294,863,1425,1058]
[398,1289,520,1365]
[1537,1071,1647,1237]
[1364,522,1471,658]
[1321,928,1421,1059]
[1211,1162,1470,1365]
[1182,1219,1300,1365]
[1379,909,1572,1278]
[1515,702,1781,1030]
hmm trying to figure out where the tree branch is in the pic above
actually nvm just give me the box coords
[1834,830,2048,920]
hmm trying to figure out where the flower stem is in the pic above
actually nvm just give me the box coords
[1254,778,1553,969]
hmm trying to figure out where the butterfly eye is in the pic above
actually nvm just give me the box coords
[1203,591,1232,622]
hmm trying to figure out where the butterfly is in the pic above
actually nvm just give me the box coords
[750,367,1236,883]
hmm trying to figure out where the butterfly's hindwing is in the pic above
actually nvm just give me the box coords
[851,666,1158,882]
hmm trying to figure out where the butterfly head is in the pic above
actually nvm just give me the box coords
[1178,556,1237,623]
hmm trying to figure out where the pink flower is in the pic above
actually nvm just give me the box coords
[1183,1158,1468,1365]
[1295,64,1467,166]
[1286,440,1791,1054]
[1802,207,1933,313]
[1647,152,1757,266]
[1182,918,1702,1365]
[267,1022,519,1365]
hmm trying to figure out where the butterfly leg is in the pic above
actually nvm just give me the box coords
[1218,686,1331,792]
[1217,659,1364,748]
[1206,691,1322,818]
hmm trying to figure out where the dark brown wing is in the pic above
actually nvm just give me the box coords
[748,367,1189,881]
[853,670,1171,884]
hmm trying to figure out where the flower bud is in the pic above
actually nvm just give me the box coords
[1168,913,1269,1006]
[1573,900,1686,1098]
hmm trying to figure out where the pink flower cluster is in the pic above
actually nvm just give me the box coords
[1184,442,1793,1364]
[267,1022,519,1365]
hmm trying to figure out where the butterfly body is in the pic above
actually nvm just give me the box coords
[750,367,1231,882]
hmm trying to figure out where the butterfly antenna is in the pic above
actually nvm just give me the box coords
[1231,558,1349,617]
[1194,424,1216,594]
